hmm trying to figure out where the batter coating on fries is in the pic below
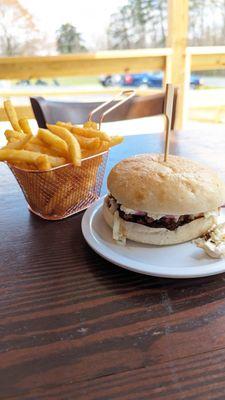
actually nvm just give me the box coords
[0,99,124,171]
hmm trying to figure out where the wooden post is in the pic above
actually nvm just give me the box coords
[163,54,172,88]
[167,0,190,129]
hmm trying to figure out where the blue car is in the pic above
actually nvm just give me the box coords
[99,71,203,89]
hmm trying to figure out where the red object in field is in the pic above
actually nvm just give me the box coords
[124,74,133,84]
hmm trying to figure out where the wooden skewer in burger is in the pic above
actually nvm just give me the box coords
[103,84,225,246]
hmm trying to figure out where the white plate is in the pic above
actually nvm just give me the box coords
[82,198,225,279]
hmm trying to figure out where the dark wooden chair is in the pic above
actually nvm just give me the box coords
[30,91,177,129]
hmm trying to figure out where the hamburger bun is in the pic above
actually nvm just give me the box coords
[107,154,225,215]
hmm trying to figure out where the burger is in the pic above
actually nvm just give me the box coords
[103,154,225,246]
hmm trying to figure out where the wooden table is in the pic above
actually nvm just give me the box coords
[1,130,225,400]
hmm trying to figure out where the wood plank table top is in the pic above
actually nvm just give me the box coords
[1,130,225,400]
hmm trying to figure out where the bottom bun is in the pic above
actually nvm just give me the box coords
[103,201,216,245]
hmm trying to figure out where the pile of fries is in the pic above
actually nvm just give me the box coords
[0,100,123,171]
[0,99,123,219]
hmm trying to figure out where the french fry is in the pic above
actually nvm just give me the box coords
[82,141,110,158]
[5,133,32,150]
[47,124,81,166]
[109,136,124,147]
[96,141,110,153]
[43,179,74,215]
[18,118,33,135]
[12,161,36,170]
[5,136,18,143]
[28,137,60,156]
[58,187,82,212]
[71,125,110,142]
[36,154,51,171]
[46,161,100,214]
[83,120,98,130]
[4,100,22,132]
[29,137,44,146]
[73,134,100,150]
[37,129,68,158]
[56,121,73,131]
[25,142,61,158]
[74,158,101,192]
[58,121,110,142]
[81,149,94,159]
[4,129,26,143]
[25,142,47,153]
[43,153,67,168]
[0,149,66,168]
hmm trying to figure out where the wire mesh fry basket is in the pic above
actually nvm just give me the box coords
[8,152,108,220]
[7,90,135,220]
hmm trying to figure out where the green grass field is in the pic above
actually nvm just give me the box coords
[58,76,99,86]
[12,76,100,87]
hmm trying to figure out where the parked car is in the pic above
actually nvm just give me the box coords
[99,71,203,89]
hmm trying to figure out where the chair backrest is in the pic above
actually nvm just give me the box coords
[30,90,177,130]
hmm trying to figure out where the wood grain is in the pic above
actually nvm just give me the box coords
[17,348,225,400]
[167,0,189,129]
[1,131,225,399]
[191,51,225,71]
[0,50,170,80]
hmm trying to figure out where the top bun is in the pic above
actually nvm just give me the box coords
[107,154,225,215]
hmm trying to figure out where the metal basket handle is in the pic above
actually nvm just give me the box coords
[88,90,136,130]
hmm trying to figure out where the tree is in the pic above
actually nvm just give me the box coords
[0,0,43,56]
[107,0,225,51]
[107,5,133,49]
[107,0,167,50]
[188,0,225,46]
[56,24,87,53]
